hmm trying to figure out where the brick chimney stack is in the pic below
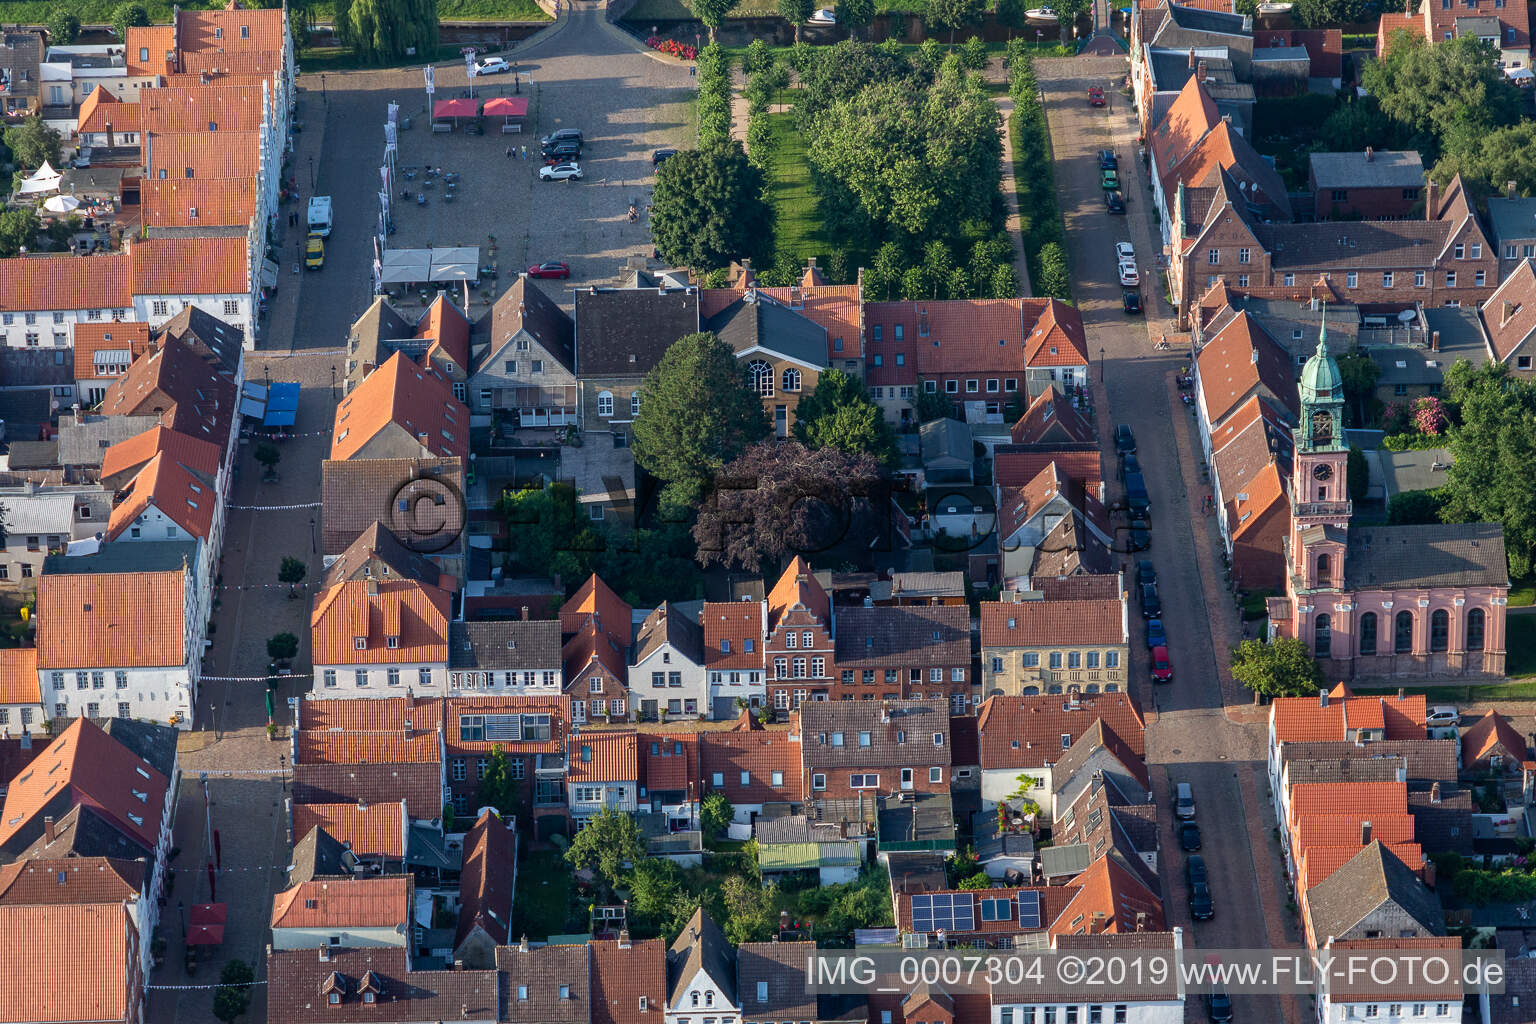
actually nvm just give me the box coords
[1188,46,1197,68]
[1426,180,1439,221]
[1196,60,1208,82]
[1509,181,1519,200]
[1430,330,1440,352]
[1365,146,1374,162]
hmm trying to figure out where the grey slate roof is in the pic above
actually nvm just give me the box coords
[1408,783,1475,856]
[1305,841,1444,943]
[496,944,591,1024]
[287,825,358,886]
[1487,197,1536,244]
[268,948,498,1024]
[1166,4,1249,34]
[1146,46,1234,90]
[737,942,819,1019]
[832,606,969,668]
[17,803,154,865]
[888,571,966,600]
[449,620,563,670]
[1284,756,1405,787]
[1277,739,1458,784]
[4,441,57,470]
[477,275,575,374]
[1344,522,1508,590]
[801,699,951,768]
[1253,45,1309,62]
[1378,448,1453,500]
[320,457,465,558]
[159,305,245,376]
[634,602,704,666]
[1040,842,1092,880]
[706,293,828,368]
[1309,151,1424,191]
[1253,220,1453,271]
[574,286,700,377]
[919,418,971,468]
[668,907,738,1007]
[43,539,198,576]
[56,414,161,468]
[322,520,445,589]
[101,718,178,779]
[885,851,949,893]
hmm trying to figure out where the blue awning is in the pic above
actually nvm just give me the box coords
[263,382,300,427]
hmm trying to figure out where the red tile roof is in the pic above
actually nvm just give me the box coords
[1482,259,1536,364]
[976,693,1146,770]
[979,598,1126,648]
[699,729,802,803]
[1272,691,1427,744]
[456,809,517,948]
[141,83,268,135]
[177,7,289,58]
[310,578,452,667]
[295,696,444,765]
[768,556,830,628]
[144,130,261,181]
[140,175,258,230]
[292,801,406,859]
[0,902,131,1023]
[1026,300,1090,368]
[562,618,628,687]
[125,24,176,75]
[0,253,133,313]
[1288,781,1410,826]
[996,462,1108,543]
[1196,311,1297,427]
[701,601,765,670]
[1462,710,1531,768]
[1293,812,1416,853]
[591,938,667,1024]
[1254,28,1342,80]
[1010,387,1096,445]
[100,424,220,485]
[1375,12,1422,55]
[417,295,473,376]
[77,87,142,136]
[331,352,468,461]
[0,648,38,706]
[106,450,217,541]
[569,731,638,782]
[0,857,144,904]
[35,567,188,669]
[1049,856,1165,936]
[271,875,411,930]
[560,574,633,643]
[1151,75,1221,192]
[130,236,249,296]
[993,443,1102,492]
[72,322,152,382]
[639,733,698,792]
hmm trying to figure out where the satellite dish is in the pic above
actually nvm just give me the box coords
[1397,309,1416,323]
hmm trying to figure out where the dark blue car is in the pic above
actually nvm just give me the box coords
[1146,618,1166,649]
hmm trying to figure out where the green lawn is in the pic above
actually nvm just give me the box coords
[763,111,833,263]
[511,848,586,940]
[1510,575,1536,607]
[1509,614,1536,678]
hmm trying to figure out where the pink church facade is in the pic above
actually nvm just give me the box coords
[1266,329,1510,679]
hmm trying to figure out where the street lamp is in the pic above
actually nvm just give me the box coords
[1100,346,1106,383]
[208,702,219,740]
[308,156,315,191]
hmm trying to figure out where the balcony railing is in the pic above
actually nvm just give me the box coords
[1294,500,1351,519]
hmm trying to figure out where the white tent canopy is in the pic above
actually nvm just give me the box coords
[43,194,80,213]
[430,246,479,282]
[379,246,481,284]
[380,248,432,284]
[17,161,61,195]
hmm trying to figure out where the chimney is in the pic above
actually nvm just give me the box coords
[1397,687,1405,700]
[1196,60,1207,83]
[43,816,55,842]
[1508,181,1518,200]
[1188,46,1197,68]
[519,935,530,952]
[1365,146,1374,162]
[319,945,330,962]
[1360,820,1372,845]
[1430,330,1440,352]
[1426,180,1439,221]
[20,731,30,750]
[618,929,632,950]
[357,798,368,811]
[1422,859,1437,888]
[1320,690,1329,708]
[1430,781,1442,804]
[521,605,530,621]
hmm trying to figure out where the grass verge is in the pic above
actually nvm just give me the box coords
[762,111,833,262]
[511,847,584,940]
[1509,575,1535,606]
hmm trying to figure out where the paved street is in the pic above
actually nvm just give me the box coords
[1035,56,1302,1024]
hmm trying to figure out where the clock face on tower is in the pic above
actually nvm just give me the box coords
[1313,463,1333,481]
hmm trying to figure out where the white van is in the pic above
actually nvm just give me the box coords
[1175,782,1196,820]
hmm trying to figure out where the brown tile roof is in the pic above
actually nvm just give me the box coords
[106,451,217,541]
[1049,854,1166,936]
[267,947,499,1024]
[455,809,517,948]
[634,602,704,666]
[332,352,468,461]
[1251,219,1468,273]
[140,175,258,229]
[417,295,473,376]
[1028,574,1122,601]
[1011,387,1095,445]
[177,7,289,58]
[0,902,130,1023]
[72,322,152,382]
[590,938,666,1024]
[100,424,219,486]
[479,276,575,373]
[1278,739,1458,785]
[800,699,952,769]
[0,856,144,904]
[737,942,820,1019]
[295,696,444,766]
[0,718,170,853]
[1168,119,1292,218]
[701,601,765,669]
[699,729,802,803]
[443,694,569,760]
[0,252,134,313]
[1053,718,1152,795]
[640,733,699,793]
[980,597,1126,648]
[101,337,236,444]
[569,731,638,782]
[271,875,412,931]
[976,693,1146,770]
[325,521,447,591]
[997,462,1108,543]
[1272,690,1427,743]
[1151,74,1221,186]
[1482,259,1536,363]
[35,566,187,669]
[754,282,863,362]
[1196,311,1297,427]
[141,83,268,135]
[144,130,261,181]
[768,556,831,628]
[993,442,1102,492]
[496,943,591,1023]
[77,88,142,136]
[292,762,444,823]
[833,605,969,667]
[560,574,634,641]
[310,578,452,667]
[292,801,406,859]
[1462,710,1531,768]
[320,458,465,559]
[0,648,38,706]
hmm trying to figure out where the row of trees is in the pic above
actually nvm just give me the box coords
[689,0,1079,42]
[1006,41,1072,301]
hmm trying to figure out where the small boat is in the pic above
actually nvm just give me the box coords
[1255,2,1293,12]
[1025,6,1060,23]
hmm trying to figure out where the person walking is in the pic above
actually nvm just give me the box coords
[506,145,512,158]
[520,145,527,160]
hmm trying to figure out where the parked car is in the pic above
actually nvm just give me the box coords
[1186,854,1207,886]
[1118,261,1139,287]
[1115,423,1136,454]
[543,141,582,162]
[1146,617,1166,650]
[1180,822,1202,851]
[1120,451,1141,478]
[1176,781,1196,819]
[1128,518,1151,551]
[1115,241,1136,262]
[1427,705,1460,727]
[539,162,583,182]
[1151,645,1173,683]
[1087,86,1106,106]
[1189,881,1214,921]
[809,7,837,21]
[527,261,571,279]
[652,148,678,167]
[540,128,583,147]
[474,56,510,75]
[1100,168,1120,190]
[1136,559,1156,588]
[1122,288,1141,313]
[1140,582,1161,619]
[304,233,324,270]
[1208,992,1233,1024]
[1098,149,1118,170]
[1104,189,1126,213]
[1125,471,1150,511]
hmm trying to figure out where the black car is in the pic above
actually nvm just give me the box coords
[1136,559,1156,588]
[542,140,582,162]
[1180,822,1202,851]
[1104,188,1126,213]
[1189,881,1214,921]
[1186,853,1207,886]
[1120,451,1141,479]
[1115,423,1136,455]
[1140,582,1161,619]
[540,127,583,147]
[1098,148,1118,170]
[1122,289,1142,314]
[1128,517,1151,552]
[1208,992,1233,1024]
[652,148,678,167]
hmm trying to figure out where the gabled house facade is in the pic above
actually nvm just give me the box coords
[630,602,708,721]
[309,578,452,698]
[466,275,578,429]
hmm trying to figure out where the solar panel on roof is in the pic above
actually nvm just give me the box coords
[910,893,975,932]
[1018,890,1042,929]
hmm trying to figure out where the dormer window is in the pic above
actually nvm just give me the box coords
[328,993,340,1005]
[386,635,400,649]
[354,637,367,650]
[363,993,375,1005]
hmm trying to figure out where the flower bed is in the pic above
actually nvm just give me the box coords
[646,36,698,60]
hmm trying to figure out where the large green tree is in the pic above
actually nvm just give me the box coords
[0,209,39,260]
[476,744,521,817]
[720,874,777,945]
[1230,636,1324,699]
[335,0,439,65]
[792,368,897,464]
[1388,488,1448,526]
[1438,360,1536,576]
[48,9,81,44]
[1363,33,1520,145]
[2,116,61,170]
[565,806,645,895]
[630,332,771,510]
[925,0,985,42]
[651,143,773,272]
[1432,121,1536,202]
[1293,0,1373,28]
[502,482,604,582]
[111,2,150,42]
[839,0,875,40]
[688,0,740,42]
[779,0,815,42]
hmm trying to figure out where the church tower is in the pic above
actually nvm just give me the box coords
[1290,307,1351,592]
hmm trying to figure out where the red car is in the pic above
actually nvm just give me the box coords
[527,261,571,279]
[1088,86,1106,107]
[1150,645,1173,683]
